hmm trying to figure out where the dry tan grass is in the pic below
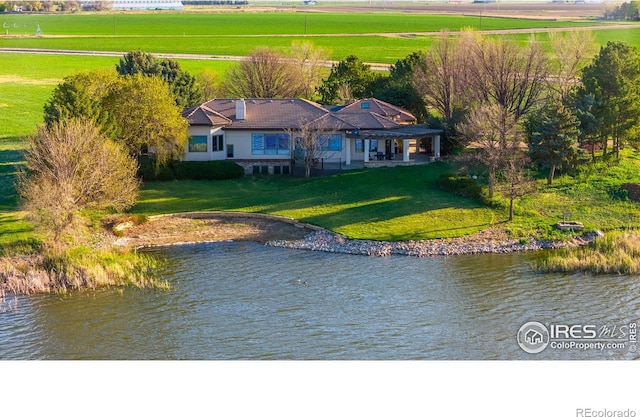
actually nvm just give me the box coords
[0,75,61,85]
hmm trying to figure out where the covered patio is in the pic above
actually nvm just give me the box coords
[344,125,443,167]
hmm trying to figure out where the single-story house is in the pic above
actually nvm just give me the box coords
[182,97,442,175]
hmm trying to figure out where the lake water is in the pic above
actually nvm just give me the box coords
[1,242,639,360]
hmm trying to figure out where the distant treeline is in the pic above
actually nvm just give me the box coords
[604,1,640,21]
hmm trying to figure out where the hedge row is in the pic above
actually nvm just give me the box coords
[138,157,245,181]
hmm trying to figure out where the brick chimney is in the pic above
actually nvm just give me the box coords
[235,98,246,120]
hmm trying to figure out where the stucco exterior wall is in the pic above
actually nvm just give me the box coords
[184,126,226,162]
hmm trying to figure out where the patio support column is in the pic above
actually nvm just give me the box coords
[403,139,410,162]
[432,135,441,159]
[345,137,351,165]
[364,139,370,162]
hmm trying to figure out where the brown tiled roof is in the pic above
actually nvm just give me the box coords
[336,98,416,123]
[199,98,329,129]
[182,105,231,126]
[185,97,423,131]
[335,112,404,130]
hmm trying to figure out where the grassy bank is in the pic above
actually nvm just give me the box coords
[537,231,640,275]
[1,246,169,294]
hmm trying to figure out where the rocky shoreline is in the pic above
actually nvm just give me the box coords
[114,212,597,257]
[266,228,598,257]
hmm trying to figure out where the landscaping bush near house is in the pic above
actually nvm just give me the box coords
[137,156,174,181]
[173,161,245,180]
[438,174,484,200]
[138,157,244,181]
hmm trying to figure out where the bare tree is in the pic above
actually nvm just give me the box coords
[288,41,330,100]
[497,152,537,221]
[457,103,521,198]
[196,68,223,100]
[467,35,549,125]
[18,119,139,246]
[413,30,476,123]
[548,30,597,101]
[223,47,304,98]
[286,116,337,178]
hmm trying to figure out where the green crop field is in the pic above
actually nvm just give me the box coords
[0,12,602,36]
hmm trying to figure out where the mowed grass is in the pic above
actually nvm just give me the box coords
[132,163,497,241]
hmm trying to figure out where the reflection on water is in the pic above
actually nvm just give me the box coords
[1,242,639,360]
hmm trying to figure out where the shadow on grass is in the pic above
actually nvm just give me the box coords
[132,163,496,240]
[0,150,24,211]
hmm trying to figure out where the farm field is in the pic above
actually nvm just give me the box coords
[1,12,637,63]
[0,12,605,36]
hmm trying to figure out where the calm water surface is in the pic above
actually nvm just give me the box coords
[2,242,639,359]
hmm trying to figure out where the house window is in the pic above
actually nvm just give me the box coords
[273,165,290,175]
[369,139,378,152]
[252,133,290,155]
[226,144,234,158]
[355,139,364,152]
[320,134,342,151]
[188,135,207,152]
[361,102,370,109]
[253,165,269,175]
[212,134,224,152]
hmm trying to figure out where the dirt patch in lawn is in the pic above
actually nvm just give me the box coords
[116,212,314,248]
[621,183,640,202]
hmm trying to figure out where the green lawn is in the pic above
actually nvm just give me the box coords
[132,163,497,241]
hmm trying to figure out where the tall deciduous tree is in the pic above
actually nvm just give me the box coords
[18,119,139,245]
[525,103,582,185]
[43,70,189,169]
[223,47,304,98]
[288,41,330,100]
[467,35,548,127]
[579,41,640,158]
[457,103,520,198]
[102,74,189,167]
[413,31,475,124]
[548,30,597,102]
[196,68,223,100]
